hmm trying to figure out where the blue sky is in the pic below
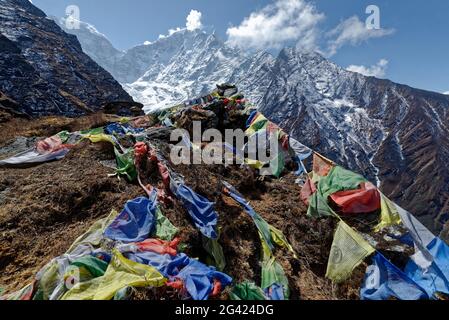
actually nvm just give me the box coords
[33,0,449,94]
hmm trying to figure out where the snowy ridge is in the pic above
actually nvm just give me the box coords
[54,16,124,75]
[63,21,449,231]
[58,23,274,111]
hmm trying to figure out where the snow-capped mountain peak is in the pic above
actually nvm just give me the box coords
[54,16,124,75]
[107,29,259,110]
[62,18,449,232]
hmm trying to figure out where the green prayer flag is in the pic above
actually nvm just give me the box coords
[261,256,290,299]
[308,166,367,218]
[80,127,104,135]
[229,282,267,300]
[56,131,71,143]
[252,213,275,253]
[152,207,178,241]
[66,256,109,280]
[202,235,226,271]
[114,147,137,181]
[270,151,285,178]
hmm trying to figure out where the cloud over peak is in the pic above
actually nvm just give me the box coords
[149,1,395,58]
[186,10,202,31]
[155,9,202,40]
[347,59,389,78]
[226,0,394,55]
[327,16,395,56]
[226,0,324,51]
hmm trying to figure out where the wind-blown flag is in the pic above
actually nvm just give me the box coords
[361,253,428,300]
[395,204,436,269]
[326,221,375,283]
[392,204,449,298]
[405,238,449,298]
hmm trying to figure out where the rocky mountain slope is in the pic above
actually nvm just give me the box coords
[61,19,449,233]
[0,0,133,117]
[259,48,449,232]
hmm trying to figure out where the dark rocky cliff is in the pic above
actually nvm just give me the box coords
[0,0,133,117]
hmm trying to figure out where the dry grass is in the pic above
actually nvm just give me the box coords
[0,115,365,300]
[0,112,110,145]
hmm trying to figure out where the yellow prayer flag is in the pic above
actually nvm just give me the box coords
[326,221,375,283]
[374,193,402,232]
[269,225,297,259]
[67,210,119,254]
[61,249,166,300]
[245,114,268,136]
[84,134,115,145]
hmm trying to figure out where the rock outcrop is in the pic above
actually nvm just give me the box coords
[0,0,133,117]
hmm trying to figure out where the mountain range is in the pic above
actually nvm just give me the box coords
[58,16,449,232]
[0,0,447,233]
[56,17,276,111]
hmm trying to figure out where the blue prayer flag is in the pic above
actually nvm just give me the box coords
[104,196,157,243]
[361,253,428,300]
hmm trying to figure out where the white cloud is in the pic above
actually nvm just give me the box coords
[347,59,389,78]
[327,16,394,56]
[226,0,324,51]
[156,10,202,40]
[158,27,183,39]
[443,91,449,95]
[186,10,202,31]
